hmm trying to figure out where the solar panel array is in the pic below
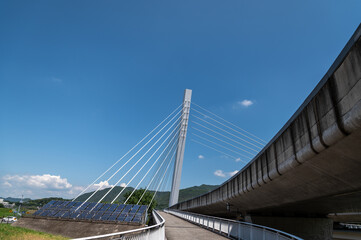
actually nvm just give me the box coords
[33,200,147,224]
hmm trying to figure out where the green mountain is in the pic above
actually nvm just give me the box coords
[75,184,219,209]
[1,197,31,203]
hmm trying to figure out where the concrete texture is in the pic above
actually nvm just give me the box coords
[13,217,141,239]
[247,216,333,240]
[159,211,227,240]
[333,230,361,240]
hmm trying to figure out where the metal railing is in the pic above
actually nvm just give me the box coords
[72,210,165,240]
[165,209,303,240]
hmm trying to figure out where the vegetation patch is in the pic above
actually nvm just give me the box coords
[0,224,68,240]
[0,207,16,218]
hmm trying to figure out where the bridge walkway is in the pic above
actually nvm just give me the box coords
[159,211,228,240]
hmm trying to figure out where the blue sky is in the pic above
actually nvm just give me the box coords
[0,0,360,199]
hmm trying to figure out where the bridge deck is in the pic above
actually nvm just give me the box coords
[159,211,228,240]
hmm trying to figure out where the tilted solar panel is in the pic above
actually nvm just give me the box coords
[57,201,69,209]
[117,213,127,222]
[54,210,67,218]
[78,202,91,210]
[39,210,50,217]
[48,209,61,217]
[132,214,143,223]
[85,202,97,210]
[65,202,77,209]
[69,211,80,219]
[115,204,125,212]
[62,211,71,218]
[85,212,95,220]
[49,201,62,209]
[108,212,120,221]
[41,200,57,209]
[124,213,135,222]
[92,211,104,221]
[33,201,145,224]
[100,213,111,221]
[70,202,82,210]
[138,205,147,214]
[99,203,111,212]
[122,205,133,213]
[129,205,140,213]
[32,210,42,216]
[78,211,90,219]
[107,204,118,212]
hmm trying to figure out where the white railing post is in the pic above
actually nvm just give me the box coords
[250,225,253,240]
[227,222,230,237]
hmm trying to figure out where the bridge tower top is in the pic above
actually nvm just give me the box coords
[169,89,192,207]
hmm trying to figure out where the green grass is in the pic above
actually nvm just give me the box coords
[0,208,16,218]
[0,224,68,240]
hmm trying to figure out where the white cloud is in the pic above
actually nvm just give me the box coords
[3,174,72,190]
[214,170,226,178]
[0,174,122,199]
[229,170,239,176]
[198,155,205,159]
[235,157,242,162]
[1,174,74,199]
[238,99,253,107]
[0,172,153,199]
[92,180,114,190]
[214,170,239,178]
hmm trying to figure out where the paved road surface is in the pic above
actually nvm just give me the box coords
[159,211,228,240]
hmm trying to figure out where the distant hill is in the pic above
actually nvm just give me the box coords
[75,184,219,209]
[154,184,219,209]
[1,197,31,203]
[2,184,219,209]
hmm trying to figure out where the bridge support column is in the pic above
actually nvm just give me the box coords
[245,216,333,240]
[169,89,192,207]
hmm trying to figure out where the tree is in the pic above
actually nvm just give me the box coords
[123,189,157,212]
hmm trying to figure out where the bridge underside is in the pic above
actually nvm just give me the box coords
[186,128,361,219]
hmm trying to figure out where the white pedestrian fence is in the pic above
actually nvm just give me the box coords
[72,210,165,240]
[165,209,303,240]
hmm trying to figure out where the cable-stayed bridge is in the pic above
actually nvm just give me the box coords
[169,24,361,240]
[27,24,361,240]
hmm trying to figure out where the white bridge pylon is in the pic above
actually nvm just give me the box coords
[72,88,265,211]
[169,89,192,207]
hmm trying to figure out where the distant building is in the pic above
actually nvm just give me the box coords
[0,199,15,208]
